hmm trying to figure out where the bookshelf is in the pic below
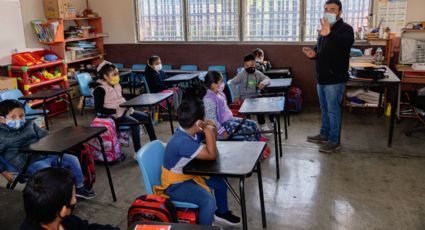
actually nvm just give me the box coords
[33,17,106,66]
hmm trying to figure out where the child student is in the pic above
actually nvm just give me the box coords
[0,100,95,199]
[154,99,240,226]
[230,54,272,131]
[253,48,272,73]
[202,71,261,141]
[21,167,119,230]
[144,55,182,108]
[91,61,157,152]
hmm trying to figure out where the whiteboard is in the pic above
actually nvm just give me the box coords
[0,0,26,66]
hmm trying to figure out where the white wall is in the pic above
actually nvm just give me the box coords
[17,0,425,45]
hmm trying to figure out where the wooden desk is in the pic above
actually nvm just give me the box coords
[120,92,174,134]
[19,89,77,130]
[239,96,285,179]
[184,141,267,230]
[16,126,117,202]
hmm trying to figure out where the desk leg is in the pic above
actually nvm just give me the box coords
[257,162,267,228]
[166,98,174,134]
[10,154,32,189]
[97,136,117,201]
[239,177,248,230]
[283,112,288,140]
[273,117,280,179]
[388,84,399,147]
[66,92,78,127]
[43,99,49,130]
[277,115,283,157]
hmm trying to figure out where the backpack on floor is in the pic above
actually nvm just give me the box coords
[176,208,198,224]
[287,86,303,113]
[84,117,122,163]
[68,146,96,190]
[229,98,246,119]
[128,194,178,228]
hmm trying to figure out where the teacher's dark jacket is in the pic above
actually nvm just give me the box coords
[313,18,354,85]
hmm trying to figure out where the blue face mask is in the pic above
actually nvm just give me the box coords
[324,13,337,25]
[5,118,26,130]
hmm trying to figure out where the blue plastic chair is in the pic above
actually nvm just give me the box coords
[136,140,199,209]
[208,65,227,82]
[0,89,45,118]
[180,65,198,71]
[75,73,93,115]
[141,75,150,94]
[113,63,124,69]
[131,64,147,94]
[162,64,172,71]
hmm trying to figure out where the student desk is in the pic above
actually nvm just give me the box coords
[267,78,292,89]
[0,188,24,230]
[164,73,201,90]
[183,141,267,230]
[18,89,77,130]
[239,96,285,179]
[130,222,222,230]
[119,69,133,95]
[265,78,293,127]
[15,126,117,201]
[264,68,291,78]
[347,65,401,147]
[120,92,174,134]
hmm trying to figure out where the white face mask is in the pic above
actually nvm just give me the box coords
[323,13,337,25]
[154,64,162,72]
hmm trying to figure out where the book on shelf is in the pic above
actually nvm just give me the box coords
[31,20,60,43]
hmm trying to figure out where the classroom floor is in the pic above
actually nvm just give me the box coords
[2,105,425,230]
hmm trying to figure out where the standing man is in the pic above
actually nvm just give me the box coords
[302,0,354,153]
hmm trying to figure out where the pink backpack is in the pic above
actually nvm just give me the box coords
[84,117,122,162]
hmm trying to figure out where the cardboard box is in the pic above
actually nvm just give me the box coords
[0,77,18,91]
[43,0,69,19]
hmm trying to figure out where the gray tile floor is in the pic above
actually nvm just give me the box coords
[2,106,425,230]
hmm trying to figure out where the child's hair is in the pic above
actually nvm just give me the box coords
[244,54,256,63]
[89,62,117,88]
[147,55,161,66]
[204,71,223,91]
[252,48,264,57]
[177,99,205,129]
[0,99,24,117]
[186,71,223,100]
[23,167,75,225]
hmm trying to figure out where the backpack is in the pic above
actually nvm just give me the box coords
[229,98,246,118]
[67,146,96,190]
[128,194,178,228]
[84,117,122,163]
[287,86,303,113]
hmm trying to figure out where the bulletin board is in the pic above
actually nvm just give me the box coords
[376,0,408,36]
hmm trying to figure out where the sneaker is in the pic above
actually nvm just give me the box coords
[319,141,341,153]
[76,187,97,200]
[214,211,241,226]
[261,124,273,136]
[307,134,328,144]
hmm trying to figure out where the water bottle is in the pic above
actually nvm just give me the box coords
[374,47,384,65]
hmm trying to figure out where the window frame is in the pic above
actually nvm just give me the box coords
[134,0,373,44]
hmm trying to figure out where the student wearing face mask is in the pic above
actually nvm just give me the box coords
[230,54,272,131]
[21,167,119,230]
[144,55,183,108]
[253,48,272,73]
[302,0,354,153]
[91,61,157,152]
[201,71,262,141]
[0,100,96,199]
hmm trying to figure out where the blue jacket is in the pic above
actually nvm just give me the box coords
[0,120,48,173]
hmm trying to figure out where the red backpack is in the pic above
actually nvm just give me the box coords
[128,195,177,228]
[79,148,96,190]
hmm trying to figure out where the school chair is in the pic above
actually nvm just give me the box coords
[131,64,147,95]
[208,65,227,82]
[180,65,198,71]
[226,79,238,103]
[0,89,46,118]
[75,73,93,115]
[405,95,425,136]
[113,63,124,69]
[136,140,199,209]
[162,64,172,71]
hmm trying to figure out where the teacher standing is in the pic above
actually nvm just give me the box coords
[302,0,354,153]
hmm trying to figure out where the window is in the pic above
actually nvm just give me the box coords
[245,0,301,42]
[136,0,184,41]
[188,0,239,41]
[135,0,371,42]
[305,0,370,41]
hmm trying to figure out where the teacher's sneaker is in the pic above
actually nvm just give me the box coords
[76,187,97,200]
[214,211,241,226]
[319,142,341,153]
[307,134,328,144]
